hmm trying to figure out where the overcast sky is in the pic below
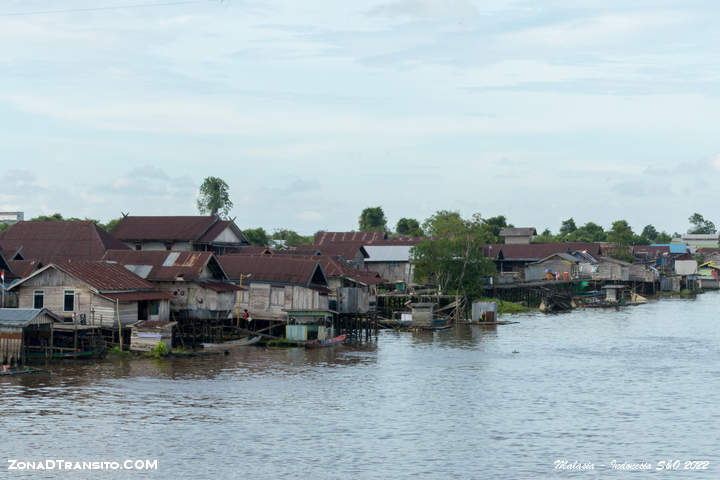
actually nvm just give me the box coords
[1,0,719,235]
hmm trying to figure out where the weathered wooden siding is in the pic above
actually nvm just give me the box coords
[238,283,327,320]
[366,262,412,284]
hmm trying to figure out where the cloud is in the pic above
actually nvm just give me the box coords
[296,210,324,221]
[367,0,479,20]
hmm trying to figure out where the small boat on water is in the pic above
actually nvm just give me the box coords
[305,334,346,349]
[201,336,262,350]
[0,367,51,376]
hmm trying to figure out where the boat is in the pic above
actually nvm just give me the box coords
[201,336,262,350]
[0,367,51,376]
[26,349,104,359]
[305,334,346,349]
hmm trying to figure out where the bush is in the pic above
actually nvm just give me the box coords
[152,342,168,358]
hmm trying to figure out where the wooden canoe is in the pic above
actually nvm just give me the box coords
[201,336,262,350]
[305,334,346,349]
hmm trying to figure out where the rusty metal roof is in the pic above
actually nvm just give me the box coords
[314,231,386,245]
[102,291,175,301]
[481,242,603,261]
[0,221,129,264]
[102,250,227,282]
[110,216,234,242]
[218,254,327,286]
[499,227,537,237]
[312,241,369,260]
[55,261,161,291]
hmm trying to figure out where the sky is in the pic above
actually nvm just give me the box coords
[1,0,719,236]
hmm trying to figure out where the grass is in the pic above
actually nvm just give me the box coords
[266,338,302,347]
[476,298,534,315]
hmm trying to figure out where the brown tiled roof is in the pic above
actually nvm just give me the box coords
[102,250,226,282]
[312,241,368,260]
[7,260,40,279]
[0,221,129,263]
[111,216,220,242]
[283,254,386,285]
[632,245,670,258]
[218,255,326,286]
[367,237,425,246]
[314,231,386,245]
[481,242,603,261]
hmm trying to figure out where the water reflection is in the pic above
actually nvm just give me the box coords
[1,294,720,479]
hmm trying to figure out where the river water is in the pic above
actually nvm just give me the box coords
[2,293,720,479]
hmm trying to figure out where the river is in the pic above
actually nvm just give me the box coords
[2,293,719,478]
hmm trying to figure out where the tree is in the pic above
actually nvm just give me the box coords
[31,213,64,222]
[243,227,269,246]
[271,229,313,247]
[641,224,658,242]
[559,218,577,236]
[197,176,233,217]
[481,215,510,243]
[533,228,557,243]
[567,222,606,242]
[103,217,123,232]
[359,206,387,232]
[655,231,672,243]
[606,220,635,261]
[395,218,424,237]
[688,213,716,234]
[0,223,8,233]
[413,211,496,303]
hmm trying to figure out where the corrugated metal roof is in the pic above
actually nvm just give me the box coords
[218,255,327,286]
[364,245,413,262]
[0,221,129,264]
[102,250,224,282]
[111,216,218,242]
[314,231,386,245]
[56,262,161,291]
[481,242,603,261]
[102,291,174,301]
[0,308,56,327]
[313,242,368,260]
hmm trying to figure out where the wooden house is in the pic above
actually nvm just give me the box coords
[102,250,239,320]
[481,242,604,275]
[218,255,330,321]
[130,320,177,352]
[110,216,249,254]
[0,308,58,364]
[524,253,581,281]
[8,262,173,327]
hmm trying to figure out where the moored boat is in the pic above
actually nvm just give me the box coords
[201,336,262,350]
[305,334,346,348]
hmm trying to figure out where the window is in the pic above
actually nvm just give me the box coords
[63,290,75,312]
[150,302,159,316]
[135,243,142,250]
[240,289,248,304]
[33,290,44,309]
[270,287,284,306]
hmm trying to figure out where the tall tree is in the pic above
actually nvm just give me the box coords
[641,224,658,242]
[481,215,510,243]
[197,176,233,217]
[271,229,313,247]
[396,218,423,237]
[413,211,496,302]
[559,218,577,236]
[655,231,672,243]
[359,206,387,232]
[243,227,269,246]
[606,220,635,261]
[688,213,716,234]
[567,222,606,242]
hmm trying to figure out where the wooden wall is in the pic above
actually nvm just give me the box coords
[238,283,328,320]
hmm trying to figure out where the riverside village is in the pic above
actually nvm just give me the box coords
[0,199,717,370]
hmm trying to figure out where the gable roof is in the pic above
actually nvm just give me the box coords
[312,241,369,260]
[102,250,228,282]
[0,221,129,264]
[0,308,60,327]
[481,242,603,261]
[218,255,327,287]
[527,253,579,265]
[275,254,385,285]
[10,262,163,293]
[314,231,386,245]
[111,216,248,244]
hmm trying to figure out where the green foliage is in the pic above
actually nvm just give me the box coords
[359,206,387,232]
[607,220,634,245]
[532,228,557,243]
[655,231,672,243]
[395,218,423,237]
[0,223,8,233]
[151,342,168,358]
[197,176,233,217]
[30,213,65,222]
[688,212,716,234]
[559,218,577,236]
[244,227,269,246]
[103,217,123,232]
[482,215,510,242]
[566,222,606,242]
[271,229,313,247]
[413,211,496,302]
[641,224,658,241]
